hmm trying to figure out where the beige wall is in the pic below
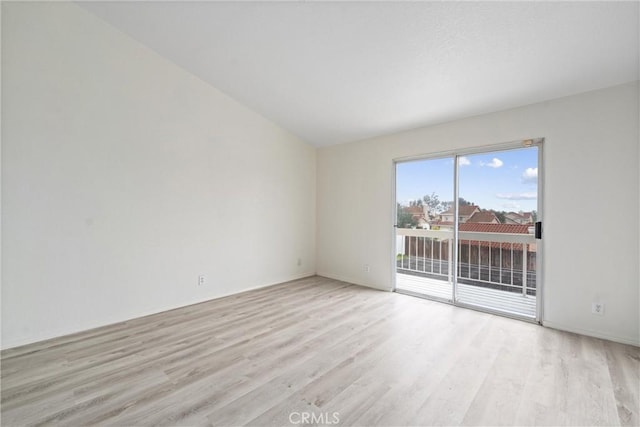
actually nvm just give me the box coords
[317,82,639,346]
[1,2,316,349]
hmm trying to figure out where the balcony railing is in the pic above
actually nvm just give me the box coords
[396,228,537,296]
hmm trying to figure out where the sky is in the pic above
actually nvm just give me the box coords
[396,147,538,212]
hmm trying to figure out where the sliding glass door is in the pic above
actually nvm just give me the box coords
[394,140,542,321]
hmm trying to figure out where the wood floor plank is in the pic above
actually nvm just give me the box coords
[1,275,637,426]
[241,300,428,426]
[349,297,484,425]
[460,317,538,426]
[76,284,393,426]
[605,341,640,426]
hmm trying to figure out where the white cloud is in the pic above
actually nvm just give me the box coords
[489,158,503,168]
[522,167,538,183]
[481,158,503,168]
[496,192,537,200]
[458,156,470,166]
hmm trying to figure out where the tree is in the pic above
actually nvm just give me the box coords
[442,197,475,212]
[396,203,417,228]
[422,192,445,216]
[494,210,507,223]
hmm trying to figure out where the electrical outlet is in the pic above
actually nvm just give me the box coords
[592,302,604,315]
[364,264,370,273]
[198,275,206,286]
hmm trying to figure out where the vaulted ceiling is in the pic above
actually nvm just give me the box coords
[81,1,639,146]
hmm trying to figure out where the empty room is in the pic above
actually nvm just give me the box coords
[1,1,639,426]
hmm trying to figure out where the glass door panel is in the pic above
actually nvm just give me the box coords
[455,147,539,318]
[395,157,454,301]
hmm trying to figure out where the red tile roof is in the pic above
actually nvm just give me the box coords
[459,223,535,251]
[459,223,530,233]
[458,240,537,252]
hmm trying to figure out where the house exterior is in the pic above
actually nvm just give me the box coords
[402,204,430,229]
[505,211,534,224]
[432,206,501,230]
[466,211,500,224]
[438,205,480,223]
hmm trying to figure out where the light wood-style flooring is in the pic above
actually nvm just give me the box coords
[2,276,639,426]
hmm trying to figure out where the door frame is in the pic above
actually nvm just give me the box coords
[391,138,545,324]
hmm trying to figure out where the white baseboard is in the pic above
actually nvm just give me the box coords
[318,273,639,348]
[543,320,640,347]
[1,272,317,351]
[8,274,634,351]
[315,271,392,292]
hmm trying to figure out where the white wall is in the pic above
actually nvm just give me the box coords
[317,82,640,346]
[1,2,316,349]
[2,3,637,351]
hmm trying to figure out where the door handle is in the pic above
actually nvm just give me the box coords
[535,222,542,239]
